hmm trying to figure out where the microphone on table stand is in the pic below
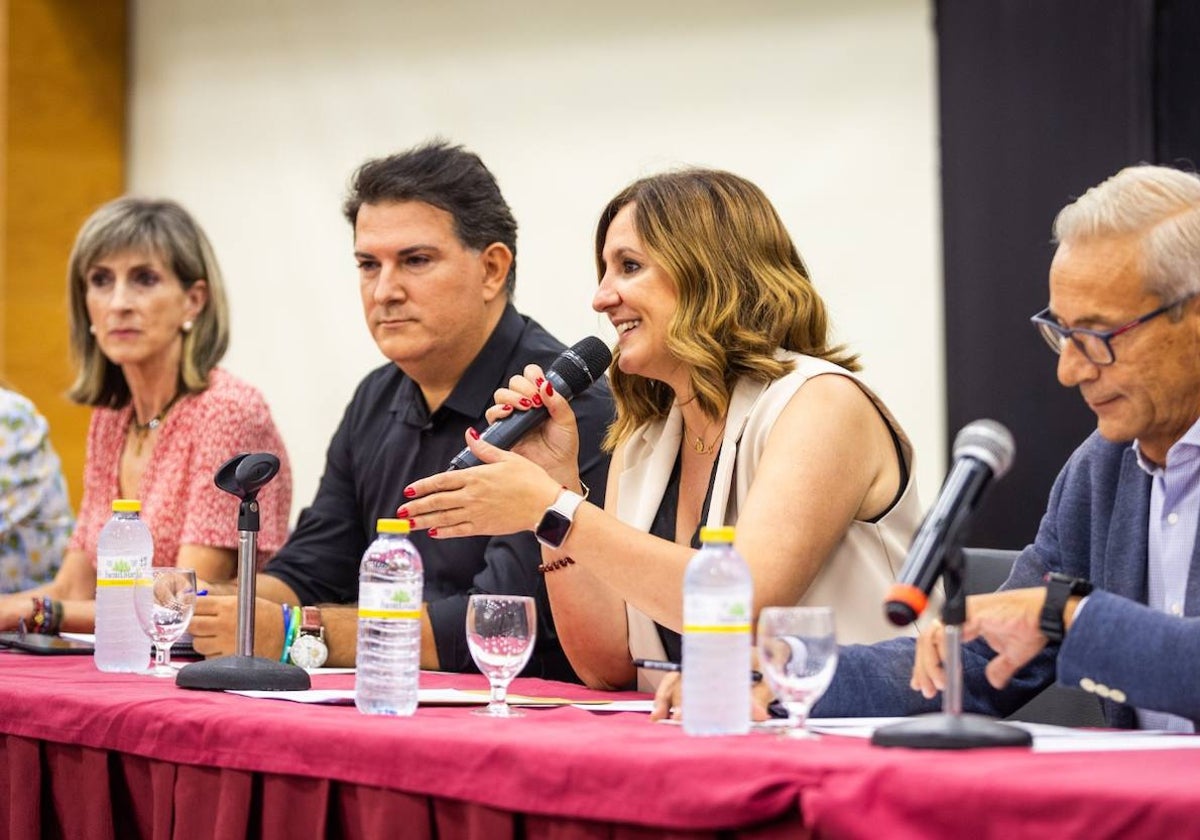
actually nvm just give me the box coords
[176,452,310,691]
[872,420,1032,749]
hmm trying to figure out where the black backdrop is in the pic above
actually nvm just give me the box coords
[935,0,1200,548]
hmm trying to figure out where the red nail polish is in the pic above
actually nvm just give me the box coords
[469,427,479,439]
[535,377,544,387]
[501,404,514,412]
[429,527,438,537]
[532,394,543,407]
[545,380,554,396]
[404,487,416,498]
[408,518,417,529]
[396,506,409,518]
[519,398,532,408]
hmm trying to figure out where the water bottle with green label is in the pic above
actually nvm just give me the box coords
[94,499,153,672]
[355,518,424,715]
[682,526,752,735]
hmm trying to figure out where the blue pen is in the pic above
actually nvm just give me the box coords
[196,590,208,597]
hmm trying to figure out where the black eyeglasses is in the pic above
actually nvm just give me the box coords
[1030,294,1195,366]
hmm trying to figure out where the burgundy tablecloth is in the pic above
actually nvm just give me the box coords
[2,653,1199,839]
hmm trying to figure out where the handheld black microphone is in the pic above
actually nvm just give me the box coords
[447,336,613,471]
[883,419,1015,626]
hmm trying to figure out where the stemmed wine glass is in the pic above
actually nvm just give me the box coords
[133,568,198,677]
[756,606,838,737]
[466,594,536,717]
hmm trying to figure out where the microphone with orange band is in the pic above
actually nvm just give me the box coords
[883,420,1015,627]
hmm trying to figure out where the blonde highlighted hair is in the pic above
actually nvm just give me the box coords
[596,169,858,449]
[66,197,229,407]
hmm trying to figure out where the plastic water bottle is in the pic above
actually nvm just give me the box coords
[94,499,153,672]
[356,518,423,715]
[682,526,752,735]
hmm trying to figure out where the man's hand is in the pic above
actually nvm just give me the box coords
[911,587,1051,696]
[189,595,286,660]
[649,671,776,723]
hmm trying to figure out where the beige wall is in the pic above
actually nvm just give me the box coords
[0,0,126,510]
[128,0,943,521]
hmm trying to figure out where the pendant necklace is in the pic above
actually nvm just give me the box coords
[130,393,181,456]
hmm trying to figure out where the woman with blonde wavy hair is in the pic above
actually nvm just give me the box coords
[0,197,291,635]
[405,169,921,690]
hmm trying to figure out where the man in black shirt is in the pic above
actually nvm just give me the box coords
[191,142,612,681]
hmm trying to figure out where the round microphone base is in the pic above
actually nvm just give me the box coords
[175,654,311,691]
[870,713,1032,749]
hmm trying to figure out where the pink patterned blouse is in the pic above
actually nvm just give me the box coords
[68,368,292,570]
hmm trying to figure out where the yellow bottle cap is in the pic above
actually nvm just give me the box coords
[377,518,411,535]
[112,499,141,513]
[699,526,735,544]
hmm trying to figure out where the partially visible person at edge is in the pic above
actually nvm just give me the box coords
[188,141,613,681]
[654,164,1200,731]
[0,197,292,634]
[403,168,924,691]
[0,386,74,593]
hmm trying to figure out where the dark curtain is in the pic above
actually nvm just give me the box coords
[936,0,1200,548]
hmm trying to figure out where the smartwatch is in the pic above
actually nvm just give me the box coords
[534,489,586,549]
[1039,572,1093,643]
[288,606,329,669]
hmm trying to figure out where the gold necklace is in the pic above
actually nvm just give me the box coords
[683,420,725,455]
[130,393,181,456]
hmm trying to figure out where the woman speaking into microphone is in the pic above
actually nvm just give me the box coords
[403,168,921,690]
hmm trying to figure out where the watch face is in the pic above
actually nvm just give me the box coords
[289,633,328,669]
[535,510,572,548]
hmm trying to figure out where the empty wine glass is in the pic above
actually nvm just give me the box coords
[133,568,197,677]
[756,606,838,737]
[466,594,536,717]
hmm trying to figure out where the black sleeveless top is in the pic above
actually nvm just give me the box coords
[647,453,719,662]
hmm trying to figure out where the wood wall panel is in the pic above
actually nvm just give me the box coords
[1,0,126,509]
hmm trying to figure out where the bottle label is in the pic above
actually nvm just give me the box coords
[683,593,752,634]
[358,582,421,620]
[97,554,149,587]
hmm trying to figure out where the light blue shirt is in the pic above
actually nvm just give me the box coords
[1131,419,1200,733]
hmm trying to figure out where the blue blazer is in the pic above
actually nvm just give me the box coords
[816,431,1200,727]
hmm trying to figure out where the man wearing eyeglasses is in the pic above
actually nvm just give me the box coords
[822,164,1200,730]
[650,165,1200,729]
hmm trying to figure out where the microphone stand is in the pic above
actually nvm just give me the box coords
[176,453,310,691]
[871,545,1031,749]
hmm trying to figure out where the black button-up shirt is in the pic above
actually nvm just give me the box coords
[265,305,613,681]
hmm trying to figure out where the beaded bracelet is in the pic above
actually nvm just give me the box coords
[30,597,46,633]
[279,603,294,662]
[47,599,63,635]
[537,556,576,575]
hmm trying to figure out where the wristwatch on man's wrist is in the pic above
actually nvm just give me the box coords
[1039,572,1093,643]
[288,606,329,669]
[534,488,586,549]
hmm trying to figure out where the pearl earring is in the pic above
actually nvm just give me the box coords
[88,324,97,335]
[182,320,194,334]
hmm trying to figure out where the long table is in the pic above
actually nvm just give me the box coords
[2,653,1199,839]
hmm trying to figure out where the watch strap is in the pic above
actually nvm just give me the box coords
[535,488,586,548]
[1039,573,1092,643]
[300,606,323,635]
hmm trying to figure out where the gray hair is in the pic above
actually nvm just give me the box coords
[67,197,230,407]
[1053,165,1200,302]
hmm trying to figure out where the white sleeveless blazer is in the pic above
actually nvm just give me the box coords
[616,351,926,692]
